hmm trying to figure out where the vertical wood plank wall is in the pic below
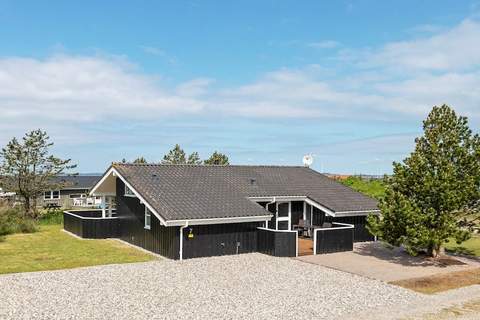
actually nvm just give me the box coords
[116,179,180,259]
[257,228,297,257]
[63,211,119,239]
[182,223,261,259]
[312,207,375,242]
[315,228,354,254]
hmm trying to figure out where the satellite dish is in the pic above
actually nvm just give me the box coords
[302,154,313,167]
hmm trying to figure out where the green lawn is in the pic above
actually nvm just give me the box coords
[0,224,155,275]
[444,235,480,257]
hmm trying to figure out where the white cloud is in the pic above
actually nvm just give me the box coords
[407,24,445,34]
[0,54,205,126]
[366,19,480,71]
[1,17,480,148]
[214,18,480,120]
[176,78,214,97]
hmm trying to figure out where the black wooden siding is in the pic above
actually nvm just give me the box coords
[315,227,353,254]
[266,202,276,229]
[182,223,260,259]
[116,179,180,259]
[312,207,374,242]
[290,201,303,229]
[257,228,296,257]
[63,211,119,239]
[331,216,374,242]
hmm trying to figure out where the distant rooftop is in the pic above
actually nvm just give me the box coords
[53,175,101,190]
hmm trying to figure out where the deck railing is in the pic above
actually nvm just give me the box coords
[313,222,354,254]
[257,227,298,257]
[63,210,119,239]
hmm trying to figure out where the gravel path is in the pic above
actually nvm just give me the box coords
[0,253,421,319]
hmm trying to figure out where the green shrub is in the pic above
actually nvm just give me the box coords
[340,176,386,200]
[0,206,20,236]
[39,208,64,225]
[0,205,38,236]
[0,218,16,236]
[18,219,38,233]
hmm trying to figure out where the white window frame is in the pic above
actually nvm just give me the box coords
[145,207,151,230]
[276,201,291,231]
[124,184,136,197]
[44,190,60,200]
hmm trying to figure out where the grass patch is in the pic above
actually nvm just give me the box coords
[444,235,480,257]
[391,268,480,294]
[413,299,480,320]
[38,208,64,225]
[0,224,155,275]
[339,176,385,200]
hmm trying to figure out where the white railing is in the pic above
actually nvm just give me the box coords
[64,210,118,220]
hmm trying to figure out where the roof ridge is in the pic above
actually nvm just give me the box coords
[113,163,306,168]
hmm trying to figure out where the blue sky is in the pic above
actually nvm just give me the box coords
[1,1,479,174]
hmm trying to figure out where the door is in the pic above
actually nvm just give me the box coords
[276,202,291,230]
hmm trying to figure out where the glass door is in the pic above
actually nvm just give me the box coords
[276,202,291,230]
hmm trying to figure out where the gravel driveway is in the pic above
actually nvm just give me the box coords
[0,253,419,319]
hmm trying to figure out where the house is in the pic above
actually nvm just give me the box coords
[42,175,102,208]
[63,163,380,260]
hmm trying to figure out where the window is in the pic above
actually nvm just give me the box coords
[44,190,60,200]
[124,184,136,197]
[145,207,151,230]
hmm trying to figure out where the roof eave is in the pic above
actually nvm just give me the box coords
[164,214,273,226]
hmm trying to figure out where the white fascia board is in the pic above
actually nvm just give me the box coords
[248,195,335,216]
[249,196,307,202]
[89,167,115,196]
[165,214,273,227]
[248,195,376,218]
[90,167,168,226]
[303,198,336,217]
[334,210,381,217]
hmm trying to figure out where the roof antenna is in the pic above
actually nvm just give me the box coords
[302,154,313,167]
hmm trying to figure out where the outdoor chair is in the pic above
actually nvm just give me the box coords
[322,222,332,228]
[297,219,311,237]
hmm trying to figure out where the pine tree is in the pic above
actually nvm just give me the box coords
[0,130,76,218]
[204,151,229,165]
[368,105,480,257]
[133,157,147,164]
[187,152,202,164]
[161,144,187,164]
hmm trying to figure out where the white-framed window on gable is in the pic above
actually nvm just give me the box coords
[145,207,152,230]
[124,184,136,197]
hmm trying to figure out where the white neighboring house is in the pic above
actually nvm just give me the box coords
[41,175,103,209]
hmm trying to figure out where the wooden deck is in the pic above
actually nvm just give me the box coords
[298,237,314,256]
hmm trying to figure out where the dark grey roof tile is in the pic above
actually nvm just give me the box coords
[114,164,378,221]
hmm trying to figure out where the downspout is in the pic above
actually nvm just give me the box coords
[179,221,189,261]
[265,197,276,229]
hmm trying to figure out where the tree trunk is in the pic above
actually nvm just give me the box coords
[23,196,31,218]
[31,196,38,219]
[427,243,441,258]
